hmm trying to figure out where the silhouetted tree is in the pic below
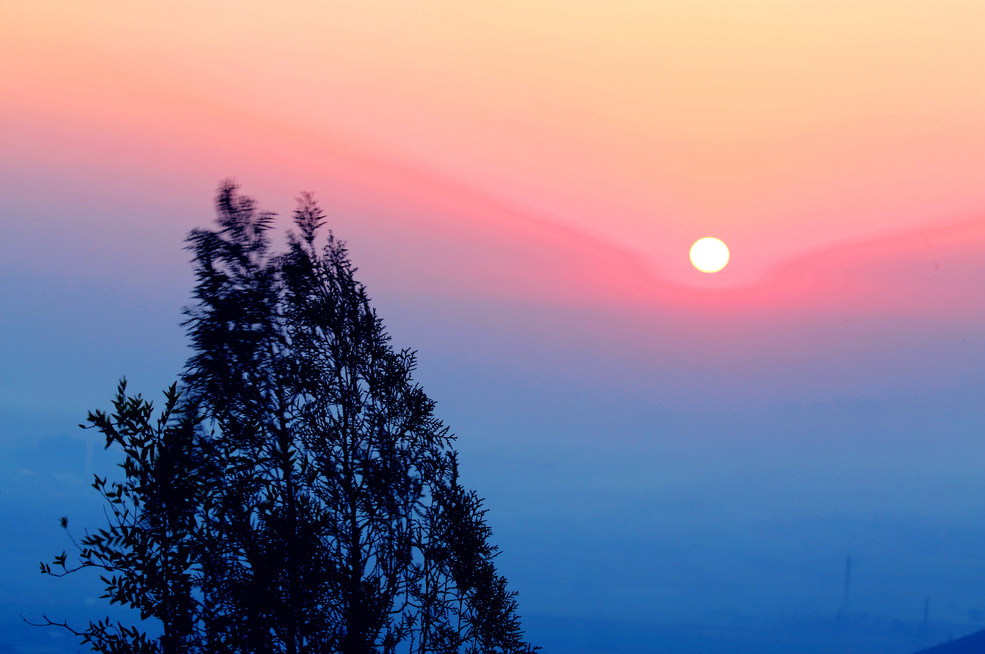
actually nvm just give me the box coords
[38,182,537,654]
[35,381,207,654]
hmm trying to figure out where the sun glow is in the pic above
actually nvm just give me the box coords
[690,237,730,273]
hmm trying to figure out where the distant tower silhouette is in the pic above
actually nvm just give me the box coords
[839,555,852,622]
[919,596,929,646]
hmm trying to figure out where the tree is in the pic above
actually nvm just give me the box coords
[35,381,206,654]
[38,181,538,654]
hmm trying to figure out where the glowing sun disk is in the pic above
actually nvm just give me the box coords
[690,237,729,273]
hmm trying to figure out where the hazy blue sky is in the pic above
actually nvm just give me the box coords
[3,177,983,653]
[2,2,984,652]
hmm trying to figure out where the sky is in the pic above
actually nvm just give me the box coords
[1,1,983,652]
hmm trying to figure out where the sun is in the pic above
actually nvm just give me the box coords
[689,237,729,273]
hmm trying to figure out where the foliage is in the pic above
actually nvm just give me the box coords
[36,381,203,654]
[38,182,537,654]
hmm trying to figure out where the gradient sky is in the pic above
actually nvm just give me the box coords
[1,2,983,652]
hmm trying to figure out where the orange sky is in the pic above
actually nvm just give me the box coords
[2,0,983,292]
